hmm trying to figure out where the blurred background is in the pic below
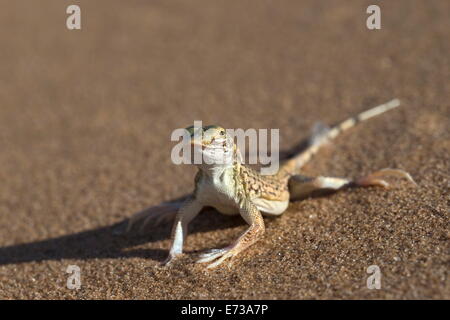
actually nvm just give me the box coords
[0,0,448,299]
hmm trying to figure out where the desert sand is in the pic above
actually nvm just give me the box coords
[0,0,448,299]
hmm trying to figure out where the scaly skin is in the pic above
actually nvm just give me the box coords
[126,99,416,268]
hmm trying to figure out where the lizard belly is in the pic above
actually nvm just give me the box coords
[205,192,239,215]
[196,168,240,215]
[197,181,239,215]
[252,197,289,216]
[213,204,239,215]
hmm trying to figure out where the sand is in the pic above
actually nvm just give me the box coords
[0,0,448,299]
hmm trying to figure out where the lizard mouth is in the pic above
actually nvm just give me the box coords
[190,140,204,147]
[191,137,228,150]
[190,141,207,152]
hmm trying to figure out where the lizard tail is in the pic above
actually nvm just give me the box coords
[281,98,401,175]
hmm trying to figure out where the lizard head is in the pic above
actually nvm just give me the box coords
[184,125,236,167]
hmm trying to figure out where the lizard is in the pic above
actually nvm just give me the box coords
[125,98,416,269]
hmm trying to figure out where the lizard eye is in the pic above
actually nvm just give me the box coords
[220,130,225,135]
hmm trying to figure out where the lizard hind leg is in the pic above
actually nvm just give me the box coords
[289,168,416,201]
[288,175,351,201]
[122,201,183,234]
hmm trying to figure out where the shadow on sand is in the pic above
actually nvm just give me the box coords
[0,140,313,266]
[0,200,251,266]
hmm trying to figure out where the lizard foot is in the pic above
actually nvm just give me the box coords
[161,253,182,267]
[196,246,237,269]
[356,168,417,188]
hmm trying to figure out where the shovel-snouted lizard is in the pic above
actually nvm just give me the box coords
[126,99,416,268]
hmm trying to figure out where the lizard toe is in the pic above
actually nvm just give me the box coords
[356,168,416,188]
[206,250,237,269]
[161,253,182,267]
[196,248,229,264]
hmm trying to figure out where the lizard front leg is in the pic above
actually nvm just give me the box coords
[163,196,203,265]
[197,199,265,269]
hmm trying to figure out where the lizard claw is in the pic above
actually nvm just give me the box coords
[197,248,228,263]
[196,246,236,269]
[161,253,181,267]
